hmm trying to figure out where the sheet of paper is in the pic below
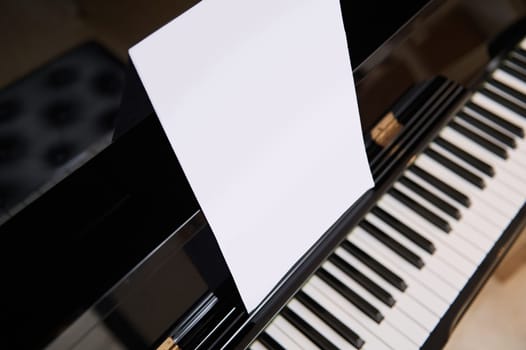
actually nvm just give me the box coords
[129,0,374,312]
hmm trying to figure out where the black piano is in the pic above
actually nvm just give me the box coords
[3,0,526,348]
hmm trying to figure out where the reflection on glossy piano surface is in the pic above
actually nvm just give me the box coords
[3,0,526,349]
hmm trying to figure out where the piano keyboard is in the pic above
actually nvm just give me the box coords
[249,39,526,349]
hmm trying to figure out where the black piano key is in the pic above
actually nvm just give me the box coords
[281,306,339,350]
[398,175,462,219]
[457,109,517,148]
[295,291,365,349]
[515,47,526,62]
[423,145,486,187]
[424,145,486,189]
[448,121,508,159]
[487,78,526,110]
[359,220,425,269]
[507,53,526,71]
[371,205,437,253]
[328,254,395,307]
[502,59,526,82]
[341,240,408,292]
[409,165,471,207]
[316,268,384,324]
[465,102,524,137]
[434,136,495,177]
[259,332,286,350]
[388,187,452,232]
[479,88,526,119]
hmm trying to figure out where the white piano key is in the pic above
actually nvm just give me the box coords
[265,321,304,350]
[379,194,485,266]
[271,315,319,350]
[430,138,524,208]
[349,227,451,316]
[493,68,526,96]
[404,168,464,208]
[463,100,524,137]
[425,147,520,219]
[463,104,526,145]
[335,246,439,332]
[405,155,505,246]
[322,260,428,346]
[466,98,526,172]
[512,144,526,163]
[404,168,508,238]
[397,175,466,219]
[308,276,417,350]
[437,129,526,225]
[472,91,526,129]
[484,82,526,113]
[287,298,357,349]
[505,57,526,79]
[302,281,392,350]
[374,193,475,278]
[392,180,494,254]
[488,79,526,116]
[415,154,512,230]
[508,137,526,165]
[366,211,466,290]
[334,248,437,330]
[478,82,526,165]
[376,197,479,279]
[351,223,458,303]
[250,340,267,350]
[357,217,458,302]
[322,260,391,311]
[442,128,526,204]
[451,116,526,184]
[411,154,496,214]
[440,125,526,198]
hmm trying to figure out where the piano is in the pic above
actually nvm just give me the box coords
[3,0,526,348]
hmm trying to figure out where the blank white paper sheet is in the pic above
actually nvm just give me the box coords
[129,0,374,312]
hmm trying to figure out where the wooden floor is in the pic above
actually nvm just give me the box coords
[444,230,526,350]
